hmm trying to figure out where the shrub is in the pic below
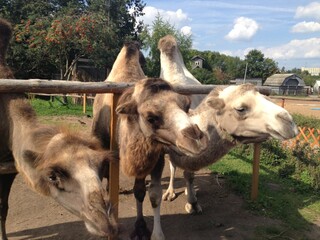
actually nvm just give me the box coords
[292,113,320,129]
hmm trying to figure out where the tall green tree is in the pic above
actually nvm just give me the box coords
[244,49,278,81]
[141,14,192,77]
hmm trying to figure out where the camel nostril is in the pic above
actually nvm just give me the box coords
[182,124,203,140]
[276,111,293,123]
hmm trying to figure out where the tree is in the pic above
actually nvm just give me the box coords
[141,14,192,77]
[1,0,145,79]
[190,68,216,84]
[87,0,145,42]
[190,49,243,82]
[244,49,278,81]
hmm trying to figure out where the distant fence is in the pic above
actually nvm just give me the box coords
[283,127,320,149]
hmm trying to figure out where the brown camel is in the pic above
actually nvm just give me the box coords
[158,35,298,216]
[92,42,208,240]
[0,18,118,240]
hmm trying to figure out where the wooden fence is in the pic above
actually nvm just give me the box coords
[0,78,272,221]
[283,127,320,149]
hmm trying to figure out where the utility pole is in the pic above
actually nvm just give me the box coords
[243,62,248,83]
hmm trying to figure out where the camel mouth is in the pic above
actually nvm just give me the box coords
[81,199,118,237]
[153,137,189,155]
[169,144,204,157]
[231,134,270,144]
[83,212,118,237]
[267,125,298,140]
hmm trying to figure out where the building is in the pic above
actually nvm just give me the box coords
[313,80,320,94]
[264,74,306,95]
[301,67,320,76]
[191,56,205,69]
[231,78,262,86]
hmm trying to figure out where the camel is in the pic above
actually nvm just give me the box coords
[92,41,147,150]
[0,18,118,240]
[158,35,298,215]
[158,35,204,108]
[92,42,208,240]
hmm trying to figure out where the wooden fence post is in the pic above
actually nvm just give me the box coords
[251,143,261,201]
[82,93,87,114]
[109,93,120,222]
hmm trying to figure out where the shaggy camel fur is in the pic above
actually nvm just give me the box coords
[116,77,208,240]
[92,42,208,240]
[158,35,298,215]
[0,18,118,240]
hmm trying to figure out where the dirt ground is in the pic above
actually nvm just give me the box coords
[5,98,320,240]
[272,97,320,120]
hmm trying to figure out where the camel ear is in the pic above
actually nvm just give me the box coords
[206,96,225,110]
[23,150,40,168]
[116,99,138,115]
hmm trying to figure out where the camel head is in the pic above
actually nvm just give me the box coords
[23,131,118,237]
[158,35,179,59]
[205,84,298,143]
[107,41,146,82]
[116,78,208,156]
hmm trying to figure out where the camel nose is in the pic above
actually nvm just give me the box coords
[84,191,118,237]
[182,124,203,139]
[276,112,299,138]
[181,124,208,152]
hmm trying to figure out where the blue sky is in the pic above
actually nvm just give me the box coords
[140,1,320,70]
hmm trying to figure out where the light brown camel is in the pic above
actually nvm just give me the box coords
[92,42,208,240]
[158,35,298,215]
[0,18,118,240]
[92,41,146,149]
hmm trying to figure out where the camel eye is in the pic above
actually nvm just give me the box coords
[235,106,246,114]
[48,173,57,183]
[147,115,160,124]
[146,113,162,128]
[47,167,69,191]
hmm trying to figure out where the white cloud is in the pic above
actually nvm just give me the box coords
[264,38,320,59]
[292,21,320,33]
[224,38,320,60]
[181,26,192,36]
[225,17,259,41]
[141,6,191,30]
[295,2,320,20]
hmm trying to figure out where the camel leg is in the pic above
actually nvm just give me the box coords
[130,177,151,240]
[162,160,176,201]
[183,170,202,214]
[149,155,165,240]
[0,173,17,240]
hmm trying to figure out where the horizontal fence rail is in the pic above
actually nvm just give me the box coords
[0,79,272,95]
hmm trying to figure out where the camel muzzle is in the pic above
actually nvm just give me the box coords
[177,124,209,156]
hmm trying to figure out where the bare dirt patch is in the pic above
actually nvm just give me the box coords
[272,97,320,119]
[5,102,320,240]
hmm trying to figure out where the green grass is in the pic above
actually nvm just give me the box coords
[209,146,320,239]
[30,96,93,116]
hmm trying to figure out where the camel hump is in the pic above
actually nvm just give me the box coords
[0,18,13,63]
